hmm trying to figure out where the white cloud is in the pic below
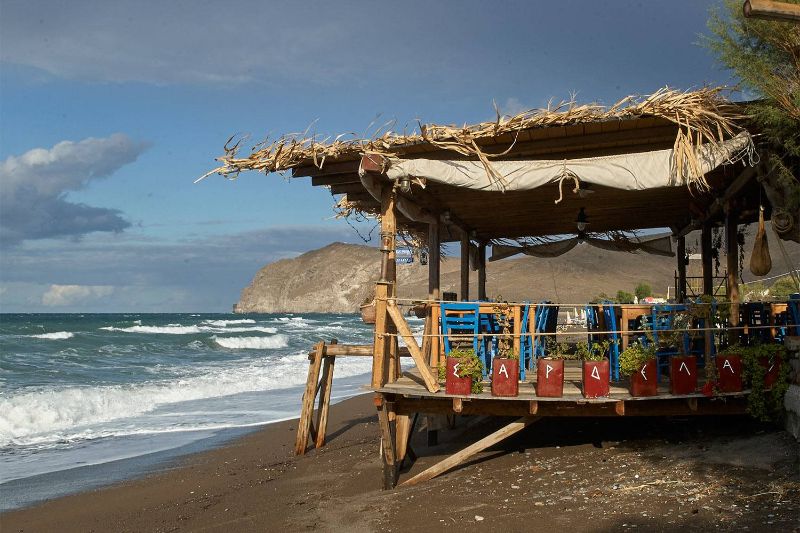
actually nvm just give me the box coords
[41,284,115,306]
[0,134,149,244]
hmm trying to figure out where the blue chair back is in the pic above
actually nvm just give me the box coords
[440,302,481,354]
[519,303,532,380]
[789,293,800,336]
[601,303,621,381]
[649,303,690,381]
[533,302,558,359]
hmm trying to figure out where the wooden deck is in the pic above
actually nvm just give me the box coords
[375,361,750,418]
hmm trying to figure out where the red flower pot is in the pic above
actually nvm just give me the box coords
[630,359,657,397]
[445,357,472,396]
[670,355,697,395]
[582,359,610,398]
[759,357,781,389]
[536,358,564,398]
[715,354,742,393]
[491,358,519,397]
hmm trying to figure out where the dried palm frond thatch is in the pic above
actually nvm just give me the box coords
[199,87,750,191]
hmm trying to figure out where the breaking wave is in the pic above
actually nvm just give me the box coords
[211,335,289,350]
[29,332,74,340]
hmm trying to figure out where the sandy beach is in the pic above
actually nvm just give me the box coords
[2,393,798,533]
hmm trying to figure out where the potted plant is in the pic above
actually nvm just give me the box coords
[489,302,519,397]
[440,348,484,396]
[619,342,658,397]
[655,312,697,395]
[577,340,611,398]
[741,344,790,422]
[715,344,744,393]
[536,339,569,398]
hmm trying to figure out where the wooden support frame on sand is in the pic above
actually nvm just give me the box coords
[401,417,539,486]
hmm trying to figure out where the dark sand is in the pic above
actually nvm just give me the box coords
[2,394,798,532]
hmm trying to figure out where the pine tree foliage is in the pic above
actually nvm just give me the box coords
[706,0,800,210]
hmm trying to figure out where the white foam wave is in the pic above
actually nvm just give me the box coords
[29,332,74,340]
[99,324,277,335]
[211,335,288,350]
[202,319,256,327]
[219,326,277,334]
[0,353,372,447]
[100,325,203,334]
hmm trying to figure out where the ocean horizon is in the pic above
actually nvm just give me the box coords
[0,312,420,510]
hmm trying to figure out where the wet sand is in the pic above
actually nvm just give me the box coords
[2,394,798,532]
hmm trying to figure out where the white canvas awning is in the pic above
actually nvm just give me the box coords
[381,132,752,193]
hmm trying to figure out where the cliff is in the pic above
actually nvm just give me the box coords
[235,232,800,314]
[233,241,674,313]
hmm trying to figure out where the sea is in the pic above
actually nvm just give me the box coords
[0,313,418,511]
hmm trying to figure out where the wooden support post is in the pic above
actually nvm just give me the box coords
[401,417,538,486]
[395,414,411,465]
[701,223,713,296]
[428,219,441,367]
[460,232,470,301]
[387,303,440,392]
[478,241,487,301]
[677,235,687,303]
[375,394,397,490]
[726,207,740,344]
[372,282,390,389]
[373,186,397,389]
[314,354,335,448]
[452,397,463,413]
[296,341,325,455]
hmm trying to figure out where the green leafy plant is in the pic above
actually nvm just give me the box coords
[634,282,652,301]
[440,348,485,393]
[544,338,573,360]
[736,343,791,422]
[491,301,518,360]
[619,342,656,377]
[576,339,612,362]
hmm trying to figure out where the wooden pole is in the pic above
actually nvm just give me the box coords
[387,303,440,392]
[701,223,713,296]
[478,241,487,301]
[372,187,397,389]
[460,232,470,301]
[401,417,539,486]
[314,354,335,448]
[296,341,325,455]
[677,235,687,303]
[375,394,397,489]
[428,220,441,367]
[726,207,740,344]
[743,0,800,22]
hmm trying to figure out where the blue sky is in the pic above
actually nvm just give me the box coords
[0,0,736,312]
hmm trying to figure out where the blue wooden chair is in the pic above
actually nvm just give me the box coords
[788,293,800,336]
[440,302,485,375]
[648,304,690,382]
[601,303,621,381]
[533,302,559,360]
[518,302,532,380]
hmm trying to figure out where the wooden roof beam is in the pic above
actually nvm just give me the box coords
[292,160,361,178]
[744,0,800,22]
[673,164,759,237]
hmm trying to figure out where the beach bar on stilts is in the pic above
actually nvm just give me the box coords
[204,88,800,489]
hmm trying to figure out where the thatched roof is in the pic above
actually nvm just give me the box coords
[201,87,766,241]
[201,87,749,189]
